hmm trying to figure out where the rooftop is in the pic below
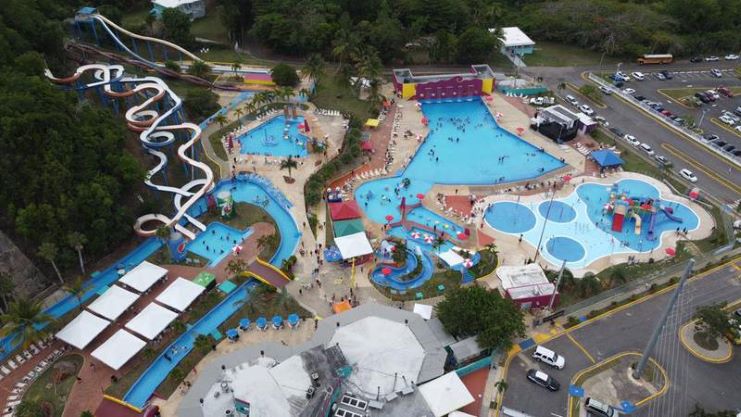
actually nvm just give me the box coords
[393,65,495,85]
[493,27,536,48]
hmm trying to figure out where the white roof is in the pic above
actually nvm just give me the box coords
[493,27,535,48]
[419,372,475,417]
[152,0,201,8]
[334,232,373,260]
[156,277,205,312]
[450,412,478,417]
[55,310,111,350]
[91,329,146,371]
[497,264,555,300]
[413,303,433,320]
[86,285,140,321]
[118,261,168,293]
[125,303,179,340]
[439,249,465,266]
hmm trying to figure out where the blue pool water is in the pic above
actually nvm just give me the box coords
[355,98,564,226]
[238,115,308,157]
[186,222,254,266]
[485,179,700,268]
[371,242,434,290]
[124,280,260,408]
[0,238,162,362]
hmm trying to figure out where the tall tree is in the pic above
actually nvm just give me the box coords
[187,61,212,79]
[280,156,298,179]
[694,302,732,341]
[156,225,172,243]
[0,298,53,349]
[214,113,228,130]
[67,232,87,275]
[302,54,325,86]
[38,242,63,284]
[63,276,90,312]
[234,107,244,128]
[0,273,14,312]
[161,8,194,48]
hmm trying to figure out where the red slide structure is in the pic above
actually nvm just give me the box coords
[611,204,626,232]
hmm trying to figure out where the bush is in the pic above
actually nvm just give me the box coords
[165,60,181,73]
[271,63,300,87]
[183,89,220,122]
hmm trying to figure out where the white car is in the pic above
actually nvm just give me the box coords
[679,168,698,182]
[710,69,723,78]
[705,56,720,61]
[720,115,736,125]
[532,346,566,369]
[616,71,630,81]
[579,104,595,116]
[735,125,741,133]
[599,86,613,95]
[624,134,641,147]
[639,143,655,156]
[565,95,579,106]
[631,71,646,81]
[622,88,636,95]
[724,54,739,60]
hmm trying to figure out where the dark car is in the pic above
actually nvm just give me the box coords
[609,127,625,137]
[660,70,673,79]
[695,92,711,103]
[713,140,727,148]
[633,95,645,102]
[703,134,720,143]
[723,145,736,153]
[734,150,741,157]
[654,155,672,167]
[526,369,560,391]
[690,56,703,63]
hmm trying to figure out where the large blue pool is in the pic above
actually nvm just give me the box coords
[238,115,308,157]
[355,98,565,226]
[485,179,700,268]
[186,222,254,266]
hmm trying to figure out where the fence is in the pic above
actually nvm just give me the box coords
[497,86,549,96]
[455,355,493,377]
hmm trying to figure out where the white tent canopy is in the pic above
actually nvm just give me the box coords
[334,232,373,260]
[156,277,205,312]
[55,310,111,350]
[125,303,179,340]
[413,303,433,320]
[87,285,140,321]
[118,261,168,293]
[439,249,465,266]
[91,329,146,370]
[419,372,475,417]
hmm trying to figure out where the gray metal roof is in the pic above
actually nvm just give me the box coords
[449,336,485,362]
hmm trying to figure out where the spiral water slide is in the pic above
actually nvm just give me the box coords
[45,64,213,240]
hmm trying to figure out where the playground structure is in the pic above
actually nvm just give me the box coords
[604,183,683,240]
[46,63,213,240]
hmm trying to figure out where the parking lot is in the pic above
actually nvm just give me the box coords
[501,260,741,417]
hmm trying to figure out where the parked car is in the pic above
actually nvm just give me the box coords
[673,117,685,126]
[713,140,727,148]
[599,85,613,95]
[609,127,625,137]
[717,86,733,97]
[654,155,672,167]
[710,68,723,78]
[630,71,646,80]
[660,70,673,79]
[622,88,636,95]
[733,149,741,157]
[723,145,736,154]
[624,134,641,147]
[615,71,630,81]
[565,95,579,106]
[720,114,736,125]
[594,115,609,126]
[695,92,711,103]
[705,56,720,61]
[640,143,655,156]
[725,54,739,60]
[579,104,595,116]
[655,72,666,80]
[660,109,673,117]
[633,95,646,102]
[526,369,561,392]
[585,398,619,417]
[532,345,566,369]
[705,90,720,100]
[689,56,703,63]
[736,126,741,133]
[679,168,698,182]
[701,134,719,143]
[735,106,741,117]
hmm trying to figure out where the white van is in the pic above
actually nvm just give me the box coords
[630,71,645,81]
[532,345,566,369]
[585,397,619,417]
[639,143,655,156]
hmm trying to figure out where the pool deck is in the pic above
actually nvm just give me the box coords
[477,171,715,277]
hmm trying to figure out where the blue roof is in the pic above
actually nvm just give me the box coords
[78,7,97,15]
[591,149,624,167]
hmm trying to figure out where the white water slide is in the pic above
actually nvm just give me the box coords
[45,64,213,240]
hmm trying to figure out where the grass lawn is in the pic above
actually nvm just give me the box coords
[524,41,619,67]
[693,331,720,350]
[659,87,741,101]
[199,202,277,230]
[22,354,83,416]
[311,73,376,120]
[191,11,229,44]
[122,7,151,28]
[199,47,275,66]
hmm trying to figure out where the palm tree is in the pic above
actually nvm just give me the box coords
[67,232,87,275]
[234,107,244,128]
[432,235,446,254]
[302,54,325,85]
[155,225,172,244]
[0,298,53,350]
[354,48,382,99]
[280,156,298,178]
[242,101,256,116]
[494,379,508,401]
[231,55,242,76]
[0,273,14,313]
[63,276,90,312]
[272,86,294,102]
[194,334,212,354]
[331,30,359,75]
[225,259,247,276]
[214,113,228,130]
[187,61,212,79]
[38,242,63,284]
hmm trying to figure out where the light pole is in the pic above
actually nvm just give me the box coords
[548,260,567,311]
[698,108,708,129]
[633,258,694,379]
[533,184,557,262]
[616,62,622,78]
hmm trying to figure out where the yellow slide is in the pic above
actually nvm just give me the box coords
[632,213,642,235]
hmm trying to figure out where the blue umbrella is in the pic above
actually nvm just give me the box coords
[239,318,250,330]
[226,328,239,339]
[272,315,283,327]
[256,316,267,329]
[287,314,299,326]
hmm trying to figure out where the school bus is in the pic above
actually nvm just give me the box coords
[637,54,674,65]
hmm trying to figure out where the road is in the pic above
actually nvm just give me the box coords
[502,257,741,417]
[524,62,741,204]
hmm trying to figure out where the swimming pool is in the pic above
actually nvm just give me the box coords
[485,179,700,268]
[355,98,565,227]
[371,241,434,290]
[186,222,254,266]
[238,115,308,157]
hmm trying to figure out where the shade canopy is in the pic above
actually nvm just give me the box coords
[438,250,465,267]
[365,118,380,127]
[156,277,205,312]
[332,300,352,314]
[56,310,111,350]
[118,261,168,293]
[590,149,624,168]
[328,201,362,221]
[91,329,146,370]
[333,219,365,238]
[419,372,475,417]
[125,303,179,340]
[361,140,374,151]
[334,232,373,260]
[87,285,140,321]
[413,303,433,320]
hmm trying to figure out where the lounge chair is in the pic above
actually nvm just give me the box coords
[14,355,24,364]
[8,360,17,369]
[1,366,10,375]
